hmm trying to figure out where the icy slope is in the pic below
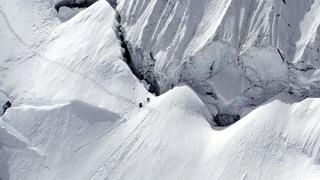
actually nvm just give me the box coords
[0,0,149,178]
[0,0,148,114]
[0,101,123,180]
[117,0,320,122]
[86,87,320,180]
[2,86,320,180]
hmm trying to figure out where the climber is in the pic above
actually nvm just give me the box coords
[139,103,143,108]
[147,98,150,103]
[1,101,11,116]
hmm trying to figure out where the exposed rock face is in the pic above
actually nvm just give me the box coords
[117,0,320,124]
[214,114,241,126]
[54,0,98,12]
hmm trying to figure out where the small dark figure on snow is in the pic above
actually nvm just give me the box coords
[171,84,175,89]
[139,103,143,108]
[1,101,11,116]
[147,98,150,103]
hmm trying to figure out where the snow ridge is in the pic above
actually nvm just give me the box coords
[0,0,320,179]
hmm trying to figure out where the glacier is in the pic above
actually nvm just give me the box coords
[0,0,320,179]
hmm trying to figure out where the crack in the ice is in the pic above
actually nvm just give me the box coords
[114,12,161,95]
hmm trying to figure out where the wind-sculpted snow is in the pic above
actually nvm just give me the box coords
[89,88,320,180]
[117,0,320,124]
[0,100,123,180]
[2,87,320,180]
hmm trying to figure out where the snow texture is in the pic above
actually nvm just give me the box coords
[118,0,320,120]
[0,0,320,179]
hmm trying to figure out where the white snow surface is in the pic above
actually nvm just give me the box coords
[0,0,148,114]
[0,0,320,180]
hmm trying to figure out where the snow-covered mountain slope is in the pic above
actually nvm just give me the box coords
[0,0,148,115]
[1,0,320,179]
[90,90,320,180]
[117,0,320,122]
[2,86,320,180]
[1,101,123,180]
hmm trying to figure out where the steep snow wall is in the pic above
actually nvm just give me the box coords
[117,0,320,123]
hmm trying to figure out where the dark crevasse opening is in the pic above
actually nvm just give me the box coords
[114,12,161,95]
[54,0,117,12]
[54,0,96,12]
